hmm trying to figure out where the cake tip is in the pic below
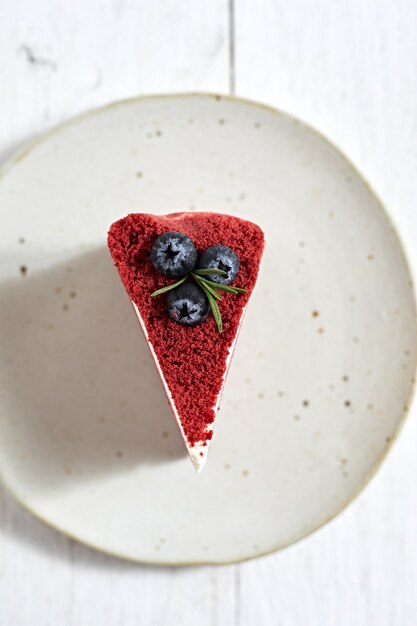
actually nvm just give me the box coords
[188,444,208,473]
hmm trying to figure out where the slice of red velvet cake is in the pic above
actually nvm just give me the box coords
[108,212,264,471]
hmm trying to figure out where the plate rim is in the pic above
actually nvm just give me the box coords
[0,91,416,566]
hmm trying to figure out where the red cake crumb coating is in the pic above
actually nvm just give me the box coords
[108,212,264,448]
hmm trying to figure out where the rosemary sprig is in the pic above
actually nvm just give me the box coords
[193,268,228,277]
[199,281,223,333]
[193,273,222,300]
[150,266,246,333]
[151,276,187,297]
[192,275,247,295]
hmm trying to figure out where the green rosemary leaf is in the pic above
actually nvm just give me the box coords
[196,277,246,294]
[204,288,223,333]
[192,274,222,300]
[230,286,247,293]
[151,276,187,297]
[193,268,228,277]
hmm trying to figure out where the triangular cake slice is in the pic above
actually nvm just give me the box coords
[108,212,264,471]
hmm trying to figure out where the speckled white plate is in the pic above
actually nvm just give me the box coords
[0,94,416,565]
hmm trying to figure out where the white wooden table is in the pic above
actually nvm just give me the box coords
[1,1,417,624]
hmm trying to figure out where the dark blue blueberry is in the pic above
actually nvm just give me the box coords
[151,231,197,278]
[198,244,239,284]
[167,283,210,326]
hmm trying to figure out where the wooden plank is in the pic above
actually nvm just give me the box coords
[234,1,417,624]
[0,1,237,625]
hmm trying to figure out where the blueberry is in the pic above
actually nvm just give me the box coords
[198,244,239,284]
[167,283,210,326]
[151,231,197,278]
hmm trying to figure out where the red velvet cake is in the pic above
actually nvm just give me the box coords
[108,212,264,471]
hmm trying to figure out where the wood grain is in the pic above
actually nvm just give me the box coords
[1,1,417,624]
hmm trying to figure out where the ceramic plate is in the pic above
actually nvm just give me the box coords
[0,94,416,565]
